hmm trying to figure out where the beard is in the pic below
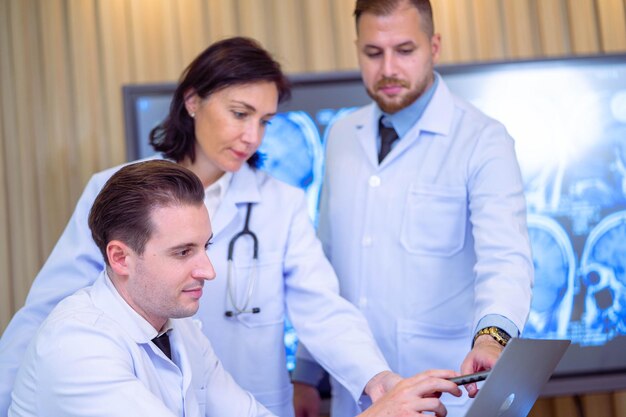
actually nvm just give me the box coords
[366,76,428,114]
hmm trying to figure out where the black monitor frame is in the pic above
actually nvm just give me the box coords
[122,53,626,397]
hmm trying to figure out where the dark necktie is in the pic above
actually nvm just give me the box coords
[378,117,399,163]
[152,332,172,360]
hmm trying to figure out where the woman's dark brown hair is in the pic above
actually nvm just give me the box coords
[149,37,291,167]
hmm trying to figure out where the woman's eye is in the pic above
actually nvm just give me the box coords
[233,111,247,119]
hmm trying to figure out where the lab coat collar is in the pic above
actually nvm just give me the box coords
[355,75,455,168]
[91,270,167,344]
[355,104,385,168]
[416,73,454,137]
[92,271,195,402]
[209,162,261,239]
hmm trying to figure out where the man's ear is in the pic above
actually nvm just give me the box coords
[184,89,199,118]
[106,240,132,276]
[430,33,442,64]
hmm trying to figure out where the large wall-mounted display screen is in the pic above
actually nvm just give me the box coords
[123,53,626,395]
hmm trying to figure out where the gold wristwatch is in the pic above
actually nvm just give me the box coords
[473,326,511,347]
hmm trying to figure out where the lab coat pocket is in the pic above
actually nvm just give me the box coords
[233,249,286,328]
[397,319,471,375]
[400,184,467,257]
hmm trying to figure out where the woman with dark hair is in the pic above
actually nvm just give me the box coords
[0,37,412,417]
[149,36,291,170]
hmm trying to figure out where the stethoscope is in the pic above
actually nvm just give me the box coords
[225,202,261,317]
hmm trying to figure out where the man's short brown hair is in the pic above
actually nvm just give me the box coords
[354,0,434,37]
[88,160,205,264]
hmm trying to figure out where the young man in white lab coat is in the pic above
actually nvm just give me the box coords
[8,160,274,417]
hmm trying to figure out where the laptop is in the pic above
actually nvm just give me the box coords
[464,338,570,417]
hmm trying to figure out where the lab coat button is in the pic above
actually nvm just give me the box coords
[359,297,368,308]
[369,175,381,187]
[362,236,372,246]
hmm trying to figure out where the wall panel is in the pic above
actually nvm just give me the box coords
[615,391,626,417]
[584,393,615,416]
[5,0,46,308]
[331,0,358,70]
[128,0,181,82]
[302,0,336,71]
[472,0,506,60]
[596,0,626,52]
[566,0,600,54]
[97,0,134,165]
[67,0,106,182]
[501,0,541,59]
[433,0,477,63]
[205,0,238,42]
[553,396,580,417]
[269,0,307,72]
[237,0,271,48]
[39,0,73,236]
[536,0,572,56]
[528,398,554,417]
[173,0,209,68]
[0,0,11,332]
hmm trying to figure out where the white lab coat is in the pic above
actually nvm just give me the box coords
[0,159,389,417]
[298,79,533,417]
[9,271,272,417]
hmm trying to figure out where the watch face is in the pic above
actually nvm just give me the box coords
[495,327,511,340]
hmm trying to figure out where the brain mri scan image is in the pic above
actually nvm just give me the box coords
[578,211,626,345]
[524,215,576,339]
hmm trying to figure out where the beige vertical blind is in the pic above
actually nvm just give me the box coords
[0,0,625,415]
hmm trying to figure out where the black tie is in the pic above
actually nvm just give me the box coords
[152,332,172,360]
[378,117,399,163]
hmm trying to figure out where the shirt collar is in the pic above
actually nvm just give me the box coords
[204,171,233,219]
[379,72,440,138]
[207,171,233,200]
[102,270,171,340]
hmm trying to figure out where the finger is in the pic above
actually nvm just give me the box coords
[413,377,462,398]
[466,383,478,398]
[401,370,448,387]
[423,398,448,417]
[416,369,459,380]
[413,397,446,415]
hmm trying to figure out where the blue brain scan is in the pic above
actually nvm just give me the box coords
[523,215,576,339]
[258,111,323,223]
[577,211,626,345]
